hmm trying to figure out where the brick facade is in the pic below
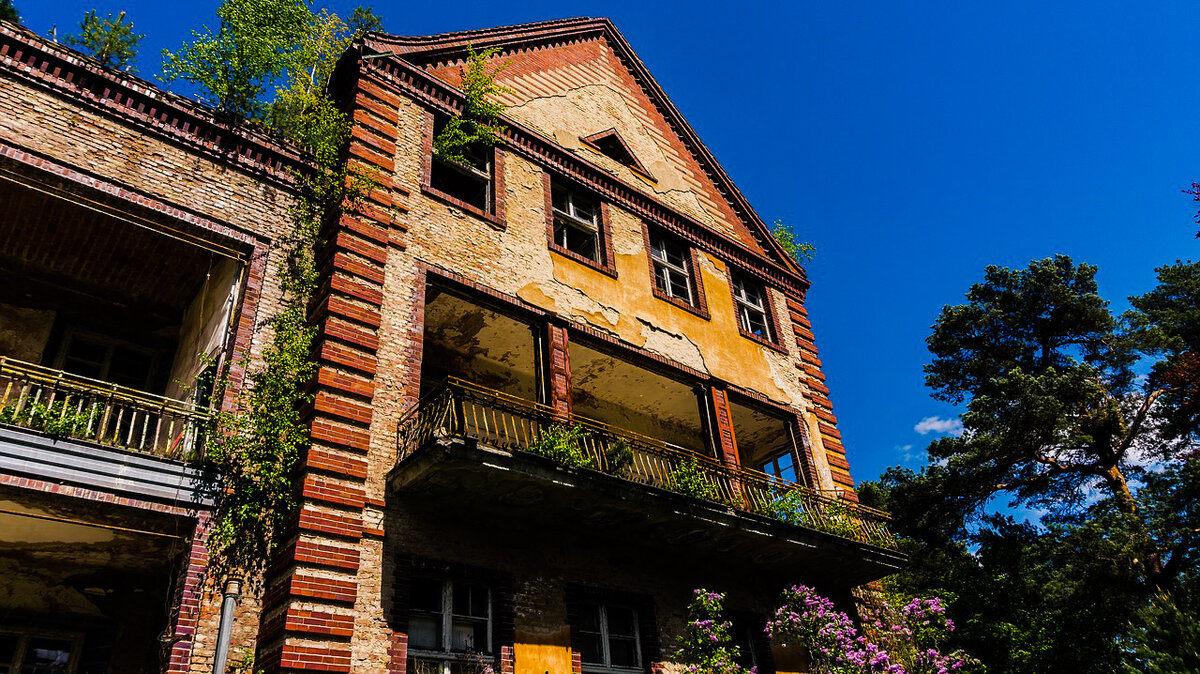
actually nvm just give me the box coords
[1,15,885,674]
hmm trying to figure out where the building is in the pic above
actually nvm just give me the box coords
[0,20,301,673]
[0,16,903,674]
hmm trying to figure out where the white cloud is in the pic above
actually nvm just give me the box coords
[914,416,964,437]
[894,443,922,463]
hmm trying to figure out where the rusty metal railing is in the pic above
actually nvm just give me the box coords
[395,378,896,549]
[0,357,211,460]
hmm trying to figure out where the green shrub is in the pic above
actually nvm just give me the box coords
[528,423,592,468]
[669,457,722,502]
[602,436,634,476]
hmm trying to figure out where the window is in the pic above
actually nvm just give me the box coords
[551,181,603,263]
[649,233,693,304]
[576,602,642,672]
[408,577,493,674]
[54,328,159,391]
[0,630,80,674]
[428,115,494,214]
[731,275,772,340]
[760,451,798,483]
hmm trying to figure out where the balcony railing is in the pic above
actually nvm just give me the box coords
[395,378,896,549]
[0,357,211,460]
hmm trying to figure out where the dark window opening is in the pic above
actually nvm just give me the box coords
[649,232,694,304]
[408,576,494,674]
[581,129,652,177]
[576,602,642,671]
[552,181,602,262]
[731,274,772,340]
[430,116,493,213]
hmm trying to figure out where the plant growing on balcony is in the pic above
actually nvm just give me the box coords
[669,457,722,503]
[0,399,93,439]
[528,423,592,468]
[601,436,634,477]
[766,585,979,674]
[672,589,754,674]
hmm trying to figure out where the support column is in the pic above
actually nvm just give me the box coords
[708,385,741,470]
[256,71,404,673]
[546,322,571,416]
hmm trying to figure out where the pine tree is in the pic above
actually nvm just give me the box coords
[66,10,144,71]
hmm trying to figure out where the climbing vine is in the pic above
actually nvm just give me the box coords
[166,0,381,576]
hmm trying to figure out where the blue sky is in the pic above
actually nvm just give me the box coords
[13,1,1197,483]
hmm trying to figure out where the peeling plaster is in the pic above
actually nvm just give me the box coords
[634,316,707,374]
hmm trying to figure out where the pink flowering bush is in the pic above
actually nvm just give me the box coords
[765,586,979,674]
[673,589,755,674]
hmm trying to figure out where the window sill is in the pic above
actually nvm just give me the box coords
[422,183,505,231]
[651,288,710,320]
[737,328,788,354]
[548,242,618,278]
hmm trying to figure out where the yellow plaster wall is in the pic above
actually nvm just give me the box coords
[386,94,825,488]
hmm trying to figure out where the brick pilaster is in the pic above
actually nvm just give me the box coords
[785,296,857,500]
[256,68,405,673]
[709,385,741,470]
[546,322,571,415]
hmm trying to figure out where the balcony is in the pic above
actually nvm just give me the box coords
[391,379,901,582]
[0,357,210,460]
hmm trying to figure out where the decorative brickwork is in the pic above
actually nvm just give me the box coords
[785,296,859,500]
[256,68,405,672]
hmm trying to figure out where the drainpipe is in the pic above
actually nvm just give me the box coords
[212,577,242,673]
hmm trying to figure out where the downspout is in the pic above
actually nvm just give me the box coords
[212,577,242,673]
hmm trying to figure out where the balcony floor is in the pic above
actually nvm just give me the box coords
[387,438,906,587]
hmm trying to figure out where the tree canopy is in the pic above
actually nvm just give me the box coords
[66,10,143,71]
[0,0,18,24]
[862,255,1200,672]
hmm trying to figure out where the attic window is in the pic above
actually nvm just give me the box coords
[581,129,652,178]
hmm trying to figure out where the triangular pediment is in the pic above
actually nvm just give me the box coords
[365,18,802,275]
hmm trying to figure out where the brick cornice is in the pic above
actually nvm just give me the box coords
[357,52,810,298]
[0,21,307,190]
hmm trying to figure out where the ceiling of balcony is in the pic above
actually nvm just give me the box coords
[0,176,223,321]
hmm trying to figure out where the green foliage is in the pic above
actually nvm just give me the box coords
[66,10,143,71]
[669,457,721,502]
[0,0,19,24]
[347,5,383,36]
[859,255,1200,673]
[161,0,313,121]
[528,423,592,468]
[433,45,509,164]
[1123,589,1200,673]
[602,436,634,476]
[672,589,751,674]
[172,0,385,575]
[758,491,866,541]
[771,220,815,266]
[0,400,92,438]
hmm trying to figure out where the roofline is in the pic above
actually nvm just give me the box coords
[0,21,307,190]
[366,18,809,282]
[355,47,808,297]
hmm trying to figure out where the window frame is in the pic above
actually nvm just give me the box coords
[422,111,506,229]
[575,602,644,673]
[543,173,617,277]
[0,628,83,674]
[643,226,709,319]
[726,270,785,351]
[406,576,495,674]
